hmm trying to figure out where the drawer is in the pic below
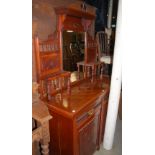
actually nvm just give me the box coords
[76,99,101,128]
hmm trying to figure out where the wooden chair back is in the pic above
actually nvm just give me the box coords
[85,32,98,63]
[96,31,108,59]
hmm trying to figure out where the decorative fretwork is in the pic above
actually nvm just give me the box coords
[39,43,59,52]
[47,71,71,100]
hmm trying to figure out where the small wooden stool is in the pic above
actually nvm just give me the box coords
[77,61,105,79]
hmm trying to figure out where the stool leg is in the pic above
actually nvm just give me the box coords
[100,64,104,79]
[77,64,80,80]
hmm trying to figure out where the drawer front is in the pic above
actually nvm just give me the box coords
[76,99,101,128]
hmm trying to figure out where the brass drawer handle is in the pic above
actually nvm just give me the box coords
[87,109,94,116]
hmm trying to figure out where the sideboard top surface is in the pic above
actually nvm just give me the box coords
[46,76,110,118]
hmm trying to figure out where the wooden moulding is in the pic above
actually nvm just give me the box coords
[54,7,95,20]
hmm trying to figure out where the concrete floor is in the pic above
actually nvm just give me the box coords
[94,117,122,155]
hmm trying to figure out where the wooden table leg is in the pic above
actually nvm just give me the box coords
[41,143,49,155]
[40,122,50,155]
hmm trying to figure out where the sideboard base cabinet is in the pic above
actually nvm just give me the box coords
[47,87,109,155]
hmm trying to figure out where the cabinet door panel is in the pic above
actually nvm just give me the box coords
[78,111,100,155]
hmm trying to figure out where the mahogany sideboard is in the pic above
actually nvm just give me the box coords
[33,4,110,155]
[43,76,109,155]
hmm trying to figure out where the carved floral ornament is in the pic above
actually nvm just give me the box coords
[81,18,92,31]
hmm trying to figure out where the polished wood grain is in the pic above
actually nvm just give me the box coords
[77,61,105,80]
[33,6,110,155]
[34,35,61,81]
[54,7,95,20]
[43,76,110,155]
[98,94,109,146]
[54,6,96,67]
[34,36,71,99]
[85,32,97,63]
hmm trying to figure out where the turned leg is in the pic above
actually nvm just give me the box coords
[47,81,52,101]
[39,81,44,100]
[98,64,101,76]
[87,66,90,78]
[67,76,71,94]
[84,66,87,78]
[94,65,97,76]
[40,122,50,155]
[83,65,85,79]
[100,63,104,79]
[41,143,49,155]
[77,64,80,80]
[91,66,94,78]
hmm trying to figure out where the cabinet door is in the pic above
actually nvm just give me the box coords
[78,110,100,155]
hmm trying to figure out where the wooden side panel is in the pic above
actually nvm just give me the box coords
[40,52,61,79]
[59,117,73,155]
[49,111,73,155]
[49,113,61,155]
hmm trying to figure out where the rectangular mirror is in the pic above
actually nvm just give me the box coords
[62,30,85,72]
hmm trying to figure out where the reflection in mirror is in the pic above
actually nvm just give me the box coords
[62,30,85,73]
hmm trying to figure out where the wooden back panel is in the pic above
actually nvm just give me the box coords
[96,31,108,58]
[34,33,61,81]
[85,33,97,63]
